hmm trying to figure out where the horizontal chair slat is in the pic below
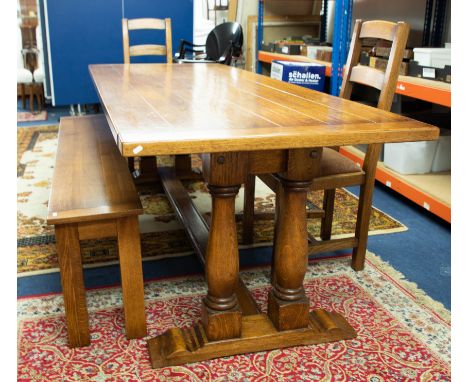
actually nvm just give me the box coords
[128,18,166,30]
[359,20,397,41]
[129,44,167,57]
[349,65,386,91]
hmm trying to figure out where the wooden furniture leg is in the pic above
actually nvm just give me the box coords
[320,189,336,241]
[29,85,34,112]
[140,156,157,177]
[175,154,192,174]
[116,216,147,338]
[202,184,242,341]
[128,157,135,174]
[37,84,44,112]
[268,177,311,330]
[20,84,26,109]
[351,143,382,271]
[242,174,256,244]
[268,148,322,330]
[55,224,90,347]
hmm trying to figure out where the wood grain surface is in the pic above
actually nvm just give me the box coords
[89,64,439,156]
[47,115,143,225]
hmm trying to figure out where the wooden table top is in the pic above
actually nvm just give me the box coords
[89,64,439,156]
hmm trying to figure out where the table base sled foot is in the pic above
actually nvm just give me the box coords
[147,309,356,369]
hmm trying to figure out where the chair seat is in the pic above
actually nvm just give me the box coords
[34,68,45,83]
[17,68,33,83]
[320,148,362,177]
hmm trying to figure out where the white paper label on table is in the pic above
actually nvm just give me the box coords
[133,145,143,154]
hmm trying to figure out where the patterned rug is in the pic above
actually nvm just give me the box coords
[17,252,450,381]
[17,111,48,123]
[17,126,407,276]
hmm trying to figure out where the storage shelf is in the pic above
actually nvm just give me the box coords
[258,51,451,107]
[340,146,451,223]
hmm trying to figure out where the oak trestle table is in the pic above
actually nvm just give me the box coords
[90,63,439,368]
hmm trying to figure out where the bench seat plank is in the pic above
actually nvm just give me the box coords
[47,115,143,225]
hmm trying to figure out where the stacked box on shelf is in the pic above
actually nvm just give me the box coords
[270,60,326,91]
[431,129,451,172]
[409,47,451,83]
[360,46,413,76]
[384,128,451,175]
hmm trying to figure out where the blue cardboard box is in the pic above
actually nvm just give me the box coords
[270,60,326,92]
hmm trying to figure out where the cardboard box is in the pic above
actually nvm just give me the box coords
[413,47,451,69]
[274,43,303,55]
[431,129,451,172]
[369,57,409,75]
[375,47,414,60]
[271,60,326,91]
[408,61,451,83]
[384,141,438,175]
[316,49,332,62]
[305,46,332,59]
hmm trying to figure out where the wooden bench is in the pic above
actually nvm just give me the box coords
[47,114,147,347]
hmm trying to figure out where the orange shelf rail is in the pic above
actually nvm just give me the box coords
[339,147,451,223]
[394,77,451,107]
[258,51,451,107]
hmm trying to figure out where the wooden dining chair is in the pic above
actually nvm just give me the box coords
[122,17,173,179]
[243,19,410,271]
[122,18,173,64]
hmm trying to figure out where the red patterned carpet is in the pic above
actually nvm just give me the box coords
[17,253,450,381]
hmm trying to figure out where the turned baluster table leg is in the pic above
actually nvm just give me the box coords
[268,148,322,331]
[268,177,311,330]
[202,184,242,341]
[201,152,247,341]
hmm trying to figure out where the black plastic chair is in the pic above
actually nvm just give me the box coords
[175,22,243,65]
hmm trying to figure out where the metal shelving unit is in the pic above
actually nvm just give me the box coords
[255,0,451,223]
[257,51,451,107]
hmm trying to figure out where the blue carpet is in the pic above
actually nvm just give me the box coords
[348,183,451,309]
[17,106,451,309]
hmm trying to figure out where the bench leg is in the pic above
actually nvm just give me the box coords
[55,224,90,347]
[116,216,147,339]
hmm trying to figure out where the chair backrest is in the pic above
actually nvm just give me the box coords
[205,22,243,65]
[122,18,173,64]
[339,20,410,111]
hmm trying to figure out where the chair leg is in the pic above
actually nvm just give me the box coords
[242,174,256,244]
[37,84,44,112]
[55,224,90,347]
[116,216,147,339]
[140,156,157,179]
[175,154,192,175]
[29,86,34,113]
[21,84,26,109]
[351,144,382,271]
[320,189,335,241]
[128,157,135,174]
